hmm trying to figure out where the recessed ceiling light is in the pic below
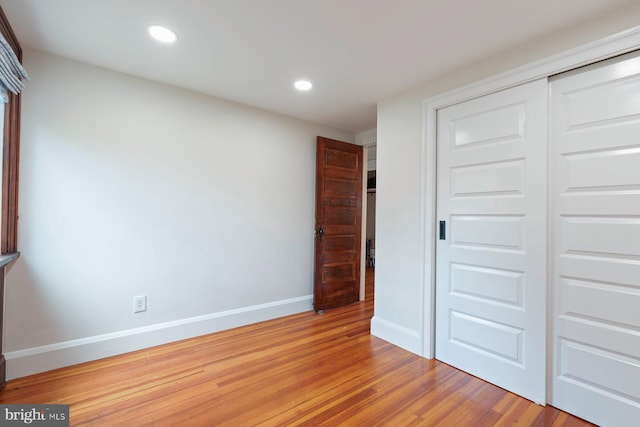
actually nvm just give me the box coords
[294,80,313,91]
[148,25,177,43]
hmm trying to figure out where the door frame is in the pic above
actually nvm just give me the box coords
[420,26,640,362]
[355,130,378,301]
[359,145,368,301]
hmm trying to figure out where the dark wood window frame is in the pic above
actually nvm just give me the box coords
[0,6,21,255]
[0,5,22,387]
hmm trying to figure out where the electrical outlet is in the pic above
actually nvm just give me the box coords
[134,295,147,313]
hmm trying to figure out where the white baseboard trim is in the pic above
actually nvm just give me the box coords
[370,316,422,356]
[5,295,313,380]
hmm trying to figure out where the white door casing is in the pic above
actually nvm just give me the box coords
[435,79,548,404]
[549,52,640,427]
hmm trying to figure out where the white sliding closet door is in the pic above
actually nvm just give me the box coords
[549,52,640,427]
[435,79,547,404]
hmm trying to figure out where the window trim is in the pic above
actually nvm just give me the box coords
[0,6,21,254]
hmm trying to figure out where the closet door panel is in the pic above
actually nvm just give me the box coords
[550,52,640,427]
[435,78,547,404]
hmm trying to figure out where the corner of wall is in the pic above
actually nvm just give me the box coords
[370,315,422,356]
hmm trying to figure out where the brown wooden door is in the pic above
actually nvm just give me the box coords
[314,136,363,311]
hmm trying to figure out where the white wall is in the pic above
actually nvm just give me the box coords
[372,3,640,355]
[4,49,353,378]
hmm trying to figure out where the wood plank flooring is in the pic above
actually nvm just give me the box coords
[0,269,593,426]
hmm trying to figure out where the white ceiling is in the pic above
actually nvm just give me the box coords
[0,0,636,133]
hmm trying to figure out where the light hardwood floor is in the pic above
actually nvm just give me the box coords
[0,269,593,426]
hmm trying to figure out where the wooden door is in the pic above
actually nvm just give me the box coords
[314,136,363,311]
[549,51,640,427]
[435,79,548,404]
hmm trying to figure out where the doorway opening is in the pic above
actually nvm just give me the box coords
[365,146,376,301]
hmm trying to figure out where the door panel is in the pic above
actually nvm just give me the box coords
[449,263,524,307]
[314,137,363,311]
[451,215,524,249]
[435,79,547,404]
[451,160,525,196]
[549,52,640,427]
